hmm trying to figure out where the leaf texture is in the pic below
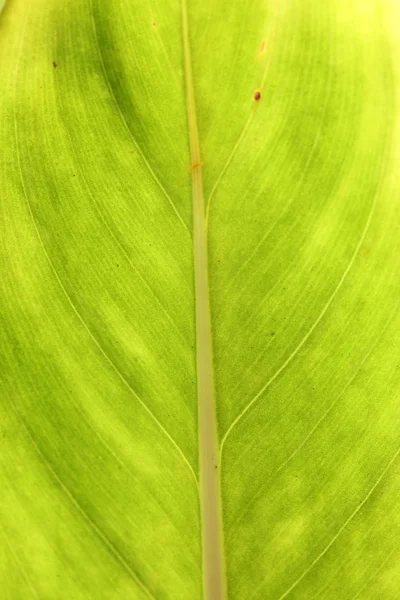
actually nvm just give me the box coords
[1,0,400,598]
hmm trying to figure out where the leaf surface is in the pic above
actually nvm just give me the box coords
[1,0,400,598]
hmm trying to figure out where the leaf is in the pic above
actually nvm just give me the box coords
[1,0,399,599]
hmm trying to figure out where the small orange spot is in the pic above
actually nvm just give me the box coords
[152,21,156,27]
[191,161,203,170]
[52,61,57,68]
[260,40,266,53]
[253,90,261,101]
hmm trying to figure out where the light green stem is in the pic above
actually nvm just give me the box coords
[180,1,227,598]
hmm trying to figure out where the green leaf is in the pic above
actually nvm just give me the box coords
[1,0,399,599]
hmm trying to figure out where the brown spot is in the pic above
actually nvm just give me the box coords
[253,90,261,101]
[260,40,266,53]
[53,61,57,68]
[191,161,203,170]
[152,21,156,27]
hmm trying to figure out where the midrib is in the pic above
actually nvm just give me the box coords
[180,1,227,599]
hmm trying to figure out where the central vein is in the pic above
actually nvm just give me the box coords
[180,2,227,598]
